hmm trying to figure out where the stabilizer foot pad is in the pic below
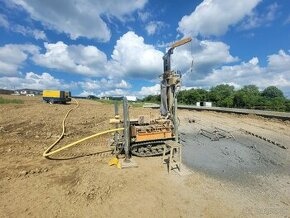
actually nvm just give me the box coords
[120,158,138,169]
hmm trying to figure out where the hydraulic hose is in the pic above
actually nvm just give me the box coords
[43,98,124,158]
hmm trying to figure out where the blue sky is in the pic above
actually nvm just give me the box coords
[0,0,289,98]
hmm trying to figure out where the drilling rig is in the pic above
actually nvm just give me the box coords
[111,37,192,159]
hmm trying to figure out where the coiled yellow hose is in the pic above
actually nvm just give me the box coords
[43,98,124,158]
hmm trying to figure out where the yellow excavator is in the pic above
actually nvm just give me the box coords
[110,37,192,159]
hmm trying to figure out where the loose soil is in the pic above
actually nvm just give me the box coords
[0,95,289,217]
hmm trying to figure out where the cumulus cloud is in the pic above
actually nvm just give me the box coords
[138,11,150,22]
[238,3,279,30]
[0,70,131,97]
[172,38,238,80]
[0,44,39,76]
[198,57,264,86]
[0,72,73,90]
[79,79,130,90]
[98,89,128,97]
[0,13,47,40]
[145,21,166,35]
[33,41,108,76]
[190,50,290,97]
[32,32,164,79]
[11,25,47,40]
[10,0,147,41]
[108,31,163,78]
[30,32,238,83]
[178,0,261,37]
[79,88,129,97]
[0,14,9,28]
[137,84,160,97]
[284,15,290,25]
[267,50,290,73]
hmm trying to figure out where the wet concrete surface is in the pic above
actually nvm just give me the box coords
[179,125,290,185]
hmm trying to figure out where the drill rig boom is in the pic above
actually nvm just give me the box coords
[112,37,192,158]
[161,37,192,117]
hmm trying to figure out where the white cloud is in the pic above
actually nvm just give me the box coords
[10,0,147,41]
[0,44,39,76]
[99,89,128,97]
[33,41,107,76]
[138,11,150,22]
[145,21,166,35]
[78,87,129,97]
[78,78,131,94]
[0,72,73,90]
[137,84,160,97]
[0,14,9,28]
[108,31,163,78]
[32,32,164,79]
[199,57,264,86]
[32,29,47,40]
[178,0,261,37]
[191,50,290,97]
[267,50,290,73]
[0,70,131,97]
[284,15,290,25]
[80,82,161,98]
[0,13,47,40]
[78,90,96,97]
[238,3,279,30]
[172,38,238,80]
[0,32,158,79]
[11,24,47,40]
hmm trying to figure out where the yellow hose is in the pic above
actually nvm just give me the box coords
[43,98,124,158]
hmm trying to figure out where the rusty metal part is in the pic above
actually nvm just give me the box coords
[240,128,287,149]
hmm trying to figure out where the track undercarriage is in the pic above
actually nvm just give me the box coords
[131,140,171,157]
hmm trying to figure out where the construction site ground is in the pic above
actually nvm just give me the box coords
[0,95,289,217]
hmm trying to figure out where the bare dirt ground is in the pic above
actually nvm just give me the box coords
[0,95,289,218]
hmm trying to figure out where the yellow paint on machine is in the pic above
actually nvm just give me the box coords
[43,90,63,98]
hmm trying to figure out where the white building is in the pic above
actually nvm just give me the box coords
[196,101,212,107]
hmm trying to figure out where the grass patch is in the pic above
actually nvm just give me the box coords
[130,102,144,107]
[0,97,24,104]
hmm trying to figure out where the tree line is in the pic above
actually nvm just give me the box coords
[142,84,290,112]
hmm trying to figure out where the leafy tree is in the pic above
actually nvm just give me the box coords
[267,97,287,111]
[196,89,208,101]
[177,88,208,105]
[142,95,160,103]
[262,86,285,99]
[141,84,289,112]
[209,84,235,107]
[240,85,260,95]
[233,85,260,108]
[285,100,290,112]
